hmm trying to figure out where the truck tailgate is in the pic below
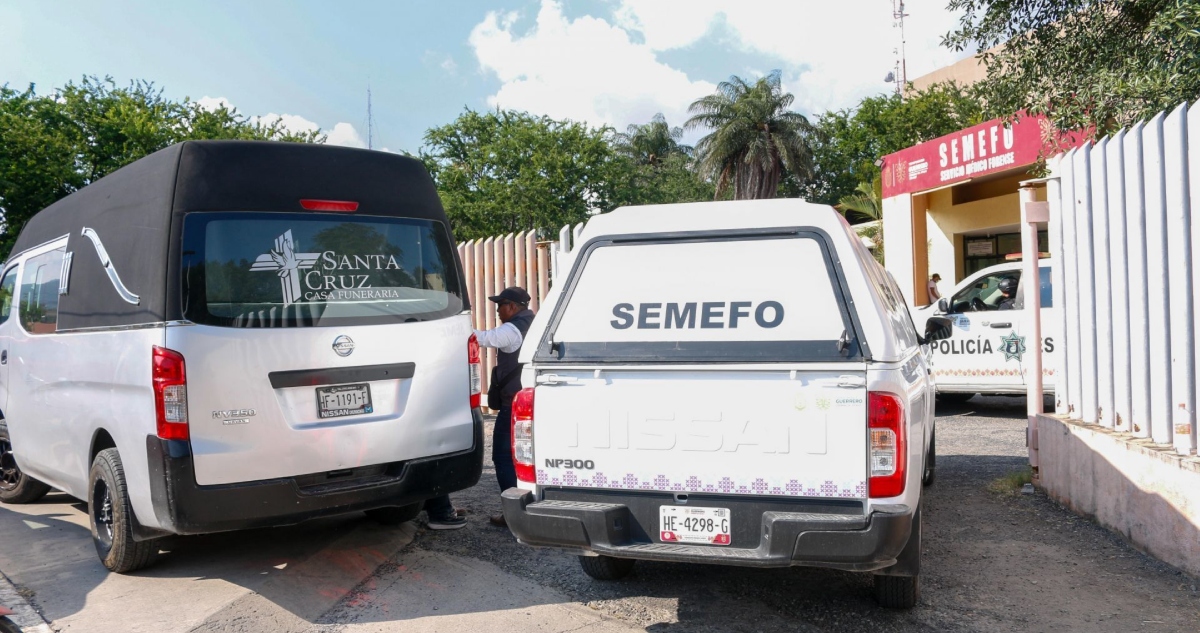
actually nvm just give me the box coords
[533,368,867,500]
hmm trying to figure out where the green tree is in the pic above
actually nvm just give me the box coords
[945,0,1200,135]
[685,71,816,200]
[836,175,882,222]
[614,113,692,165]
[798,82,983,205]
[422,109,627,240]
[0,76,323,258]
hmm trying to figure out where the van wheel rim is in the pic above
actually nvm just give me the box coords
[93,480,114,546]
[0,438,21,491]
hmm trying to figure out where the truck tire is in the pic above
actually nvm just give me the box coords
[922,431,936,487]
[365,502,422,525]
[89,448,157,573]
[0,420,51,504]
[0,615,22,633]
[578,555,635,580]
[935,392,975,404]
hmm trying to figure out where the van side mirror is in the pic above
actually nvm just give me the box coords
[921,316,953,345]
[937,298,950,314]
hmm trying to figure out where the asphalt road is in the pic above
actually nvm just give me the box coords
[1,398,1197,632]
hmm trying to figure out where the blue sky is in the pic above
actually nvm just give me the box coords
[0,0,972,153]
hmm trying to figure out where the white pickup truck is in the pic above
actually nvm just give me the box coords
[500,200,952,608]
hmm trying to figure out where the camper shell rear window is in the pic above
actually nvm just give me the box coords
[536,230,865,363]
[181,212,464,327]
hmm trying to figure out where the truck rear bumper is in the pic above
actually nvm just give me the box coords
[141,409,484,537]
[501,488,913,572]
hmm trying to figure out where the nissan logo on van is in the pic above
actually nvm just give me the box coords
[332,335,355,357]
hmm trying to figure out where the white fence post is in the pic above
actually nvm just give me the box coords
[1124,123,1153,438]
[1106,131,1134,433]
[1164,103,1196,455]
[1143,113,1175,444]
[1189,103,1200,453]
[1047,159,1070,415]
[1090,138,1115,427]
[1073,145,1100,424]
[1061,149,1082,417]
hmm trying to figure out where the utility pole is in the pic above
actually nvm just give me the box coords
[893,0,909,97]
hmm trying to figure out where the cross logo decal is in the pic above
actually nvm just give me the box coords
[249,230,321,306]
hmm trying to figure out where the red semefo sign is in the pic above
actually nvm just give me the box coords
[881,115,1054,198]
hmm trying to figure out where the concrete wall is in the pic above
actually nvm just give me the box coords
[1036,413,1200,577]
[882,192,918,302]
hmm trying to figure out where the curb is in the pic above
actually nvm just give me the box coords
[0,570,52,633]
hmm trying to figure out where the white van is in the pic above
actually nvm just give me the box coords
[500,200,952,608]
[0,141,484,572]
[911,260,1058,401]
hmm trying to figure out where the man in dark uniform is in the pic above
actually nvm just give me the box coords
[475,287,536,527]
[996,277,1019,310]
[423,287,535,530]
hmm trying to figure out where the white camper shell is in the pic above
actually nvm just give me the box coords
[0,141,484,572]
[500,200,951,608]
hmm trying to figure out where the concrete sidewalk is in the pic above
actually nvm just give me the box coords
[0,569,51,633]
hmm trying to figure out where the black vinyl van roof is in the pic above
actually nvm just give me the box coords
[8,141,454,330]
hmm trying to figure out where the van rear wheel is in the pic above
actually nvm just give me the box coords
[89,449,157,573]
[578,555,635,580]
[0,421,51,504]
[365,502,422,525]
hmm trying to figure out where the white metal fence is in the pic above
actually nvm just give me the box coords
[1049,101,1198,456]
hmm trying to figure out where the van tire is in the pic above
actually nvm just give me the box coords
[89,449,157,573]
[922,431,936,487]
[874,574,919,609]
[0,421,51,504]
[578,555,635,581]
[365,503,422,525]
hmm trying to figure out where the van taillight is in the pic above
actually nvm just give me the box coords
[868,391,906,498]
[468,334,482,409]
[512,388,535,483]
[152,346,189,441]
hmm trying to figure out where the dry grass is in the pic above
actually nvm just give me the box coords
[988,466,1034,495]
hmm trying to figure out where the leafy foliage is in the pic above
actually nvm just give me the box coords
[836,175,883,222]
[945,0,1200,135]
[0,76,322,258]
[686,71,816,200]
[799,82,984,206]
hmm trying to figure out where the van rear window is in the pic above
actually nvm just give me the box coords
[541,234,862,362]
[181,212,463,327]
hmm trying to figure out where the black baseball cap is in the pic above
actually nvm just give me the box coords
[488,287,531,305]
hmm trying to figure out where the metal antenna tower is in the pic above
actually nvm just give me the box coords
[366,82,374,150]
[893,0,909,97]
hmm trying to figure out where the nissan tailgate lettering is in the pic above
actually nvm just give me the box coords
[564,411,831,455]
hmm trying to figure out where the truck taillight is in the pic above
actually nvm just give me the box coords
[512,387,535,483]
[468,334,482,409]
[153,346,189,441]
[868,391,906,498]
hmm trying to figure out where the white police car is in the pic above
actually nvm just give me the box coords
[912,260,1058,401]
[500,199,953,609]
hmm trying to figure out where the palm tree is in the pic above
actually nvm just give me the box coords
[614,113,691,166]
[835,176,882,222]
[685,71,815,200]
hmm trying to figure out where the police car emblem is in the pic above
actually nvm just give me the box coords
[999,332,1026,362]
[332,335,355,357]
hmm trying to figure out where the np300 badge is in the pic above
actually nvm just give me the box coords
[332,335,355,357]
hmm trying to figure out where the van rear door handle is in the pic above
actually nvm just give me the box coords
[1,350,6,364]
[989,322,1012,329]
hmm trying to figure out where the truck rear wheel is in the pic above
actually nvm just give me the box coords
[0,420,51,504]
[922,431,936,487]
[365,502,422,525]
[89,448,157,573]
[874,574,919,609]
[578,555,635,580]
